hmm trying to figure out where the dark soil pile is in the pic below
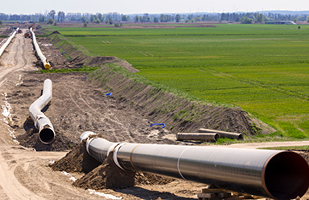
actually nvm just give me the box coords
[17,127,76,151]
[50,30,60,35]
[73,153,136,190]
[51,142,101,173]
[135,172,175,185]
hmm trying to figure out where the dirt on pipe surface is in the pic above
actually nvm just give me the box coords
[0,28,309,199]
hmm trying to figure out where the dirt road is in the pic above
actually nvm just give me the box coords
[0,30,309,200]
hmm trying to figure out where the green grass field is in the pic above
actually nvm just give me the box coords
[49,24,309,138]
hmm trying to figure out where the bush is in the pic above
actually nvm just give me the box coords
[93,19,101,23]
[46,18,54,24]
[240,16,253,24]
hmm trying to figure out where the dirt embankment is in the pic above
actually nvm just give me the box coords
[47,32,274,136]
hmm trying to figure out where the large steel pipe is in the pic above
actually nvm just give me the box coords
[30,28,51,69]
[199,128,244,140]
[80,131,309,199]
[29,79,55,144]
[176,132,219,141]
[0,28,19,58]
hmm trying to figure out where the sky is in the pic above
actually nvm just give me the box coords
[1,0,309,15]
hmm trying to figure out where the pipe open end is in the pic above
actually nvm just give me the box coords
[264,151,309,199]
[44,63,51,70]
[238,134,244,140]
[214,133,220,140]
[39,128,55,144]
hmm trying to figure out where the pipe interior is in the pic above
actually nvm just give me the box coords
[238,134,244,140]
[214,134,220,140]
[39,129,55,144]
[265,151,309,199]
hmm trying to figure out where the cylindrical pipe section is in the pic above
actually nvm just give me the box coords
[82,132,309,199]
[30,28,51,69]
[0,28,19,58]
[199,128,244,140]
[29,79,55,144]
[176,132,219,141]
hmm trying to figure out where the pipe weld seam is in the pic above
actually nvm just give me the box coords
[177,147,191,180]
[113,143,126,171]
[106,142,120,158]
[130,144,141,171]
[86,138,95,155]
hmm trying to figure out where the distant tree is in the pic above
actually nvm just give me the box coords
[307,16,309,23]
[146,16,151,22]
[49,10,56,20]
[240,16,253,24]
[221,13,226,21]
[153,17,159,23]
[70,16,76,21]
[97,13,104,22]
[191,18,195,23]
[175,14,181,22]
[93,19,101,23]
[83,22,87,27]
[195,17,201,22]
[256,13,263,23]
[109,19,113,24]
[0,20,3,25]
[134,15,139,23]
[81,16,87,23]
[46,18,54,24]
[105,19,109,24]
[187,14,193,20]
[90,15,96,22]
[121,15,128,21]
[39,15,45,22]
[293,17,297,23]
[185,19,189,23]
[57,11,65,22]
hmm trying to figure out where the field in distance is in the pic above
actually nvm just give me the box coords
[49,23,309,139]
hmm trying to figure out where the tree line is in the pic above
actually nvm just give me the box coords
[0,11,309,25]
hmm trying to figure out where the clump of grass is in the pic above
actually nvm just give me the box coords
[39,66,99,73]
[260,145,309,151]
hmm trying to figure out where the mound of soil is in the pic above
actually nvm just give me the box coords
[135,172,175,185]
[17,127,76,151]
[73,153,136,190]
[51,142,101,173]
[50,30,60,35]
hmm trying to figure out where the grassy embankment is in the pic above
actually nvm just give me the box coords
[47,24,309,140]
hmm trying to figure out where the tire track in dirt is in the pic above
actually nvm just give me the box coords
[64,82,135,142]
[79,87,136,143]
[12,38,19,67]
[0,136,43,200]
